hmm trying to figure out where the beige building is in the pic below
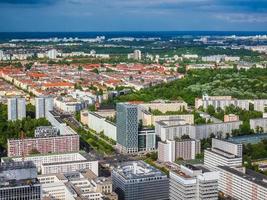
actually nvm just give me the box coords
[224,114,239,122]
[80,110,89,125]
[140,100,188,113]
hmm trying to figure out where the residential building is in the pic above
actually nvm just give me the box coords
[112,161,169,200]
[47,49,58,59]
[128,50,142,60]
[34,126,58,137]
[254,99,267,112]
[0,161,42,200]
[219,166,267,200]
[156,119,242,140]
[54,96,87,113]
[7,97,26,121]
[224,114,239,122]
[158,139,200,162]
[35,96,54,119]
[116,103,139,154]
[169,164,219,200]
[139,100,188,113]
[204,138,243,171]
[250,118,267,133]
[7,133,79,157]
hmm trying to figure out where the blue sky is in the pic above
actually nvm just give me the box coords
[0,0,267,32]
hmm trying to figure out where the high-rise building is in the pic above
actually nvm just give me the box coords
[204,138,243,171]
[7,97,26,121]
[112,161,169,200]
[0,161,42,200]
[133,50,142,60]
[116,103,139,153]
[35,96,54,119]
[47,49,58,59]
[138,128,156,152]
[219,166,267,200]
[169,164,219,200]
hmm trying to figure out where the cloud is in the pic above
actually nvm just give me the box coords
[0,0,59,5]
[215,13,267,23]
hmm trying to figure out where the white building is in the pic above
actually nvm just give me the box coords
[158,140,176,162]
[128,50,142,60]
[47,49,58,59]
[169,164,219,200]
[35,96,54,119]
[7,97,26,121]
[54,96,87,113]
[250,117,267,133]
[204,138,243,171]
[218,166,267,200]
[254,99,267,112]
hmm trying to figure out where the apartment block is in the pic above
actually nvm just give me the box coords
[7,133,79,157]
[250,118,267,133]
[35,96,54,119]
[169,164,219,200]
[7,97,26,121]
[219,166,267,200]
[204,138,243,171]
[254,99,267,112]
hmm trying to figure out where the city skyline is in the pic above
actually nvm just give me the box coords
[0,0,267,32]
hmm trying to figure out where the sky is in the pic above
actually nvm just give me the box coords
[0,0,267,32]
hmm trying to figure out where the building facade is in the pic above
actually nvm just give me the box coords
[7,97,26,121]
[35,96,54,119]
[112,161,169,200]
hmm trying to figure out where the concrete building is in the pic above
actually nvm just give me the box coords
[204,138,243,171]
[169,164,219,200]
[7,133,79,157]
[195,95,250,110]
[218,166,267,200]
[250,117,267,133]
[88,111,117,141]
[54,96,87,113]
[158,140,176,162]
[38,170,117,200]
[158,139,200,162]
[128,50,142,60]
[139,100,188,113]
[34,126,58,137]
[224,114,239,122]
[156,119,242,140]
[254,99,267,112]
[112,161,169,200]
[7,97,26,121]
[0,161,42,200]
[35,96,54,119]
[47,49,58,59]
[116,103,139,154]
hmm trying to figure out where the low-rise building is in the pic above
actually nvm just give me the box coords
[250,117,267,133]
[224,114,239,122]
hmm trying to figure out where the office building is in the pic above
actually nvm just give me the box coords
[116,103,139,153]
[138,128,156,152]
[112,161,169,200]
[7,97,26,121]
[7,133,79,157]
[158,139,200,162]
[219,166,267,200]
[204,138,243,171]
[0,161,42,200]
[35,96,54,119]
[169,164,219,200]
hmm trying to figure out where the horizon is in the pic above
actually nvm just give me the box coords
[0,0,267,32]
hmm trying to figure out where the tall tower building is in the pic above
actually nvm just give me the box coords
[8,97,26,121]
[133,50,142,60]
[35,96,54,119]
[116,103,139,154]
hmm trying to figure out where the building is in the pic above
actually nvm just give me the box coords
[7,133,79,157]
[254,99,267,112]
[218,166,267,200]
[38,170,117,200]
[224,114,239,122]
[156,119,242,141]
[112,161,169,200]
[35,96,54,119]
[204,138,243,171]
[128,50,142,60]
[158,139,200,162]
[116,103,139,154]
[47,49,58,59]
[34,126,58,137]
[7,97,26,121]
[138,128,156,152]
[169,164,219,200]
[250,117,267,133]
[54,96,87,113]
[158,140,176,162]
[195,95,250,110]
[0,161,42,200]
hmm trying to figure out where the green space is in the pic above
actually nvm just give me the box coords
[117,68,267,105]
[0,103,50,150]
